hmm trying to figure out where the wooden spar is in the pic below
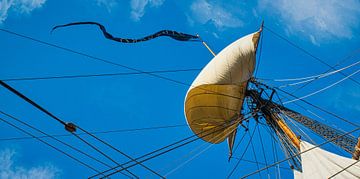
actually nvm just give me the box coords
[271,113,300,149]
[197,20,263,57]
[262,111,300,149]
[196,34,216,57]
[353,137,360,160]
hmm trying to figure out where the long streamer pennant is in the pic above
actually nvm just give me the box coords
[52,21,200,43]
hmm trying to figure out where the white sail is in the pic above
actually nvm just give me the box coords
[294,140,360,179]
[184,31,260,144]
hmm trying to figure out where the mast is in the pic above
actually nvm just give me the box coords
[248,80,360,160]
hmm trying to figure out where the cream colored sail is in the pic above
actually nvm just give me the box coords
[294,140,360,179]
[184,31,260,144]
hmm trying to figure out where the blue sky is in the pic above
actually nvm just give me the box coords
[0,0,359,178]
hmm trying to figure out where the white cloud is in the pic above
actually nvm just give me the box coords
[189,0,243,30]
[96,0,117,12]
[259,0,360,44]
[0,148,60,179]
[0,0,46,23]
[130,0,164,21]
[0,0,13,23]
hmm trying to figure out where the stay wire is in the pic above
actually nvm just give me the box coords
[227,122,259,179]
[0,79,156,177]
[0,110,132,178]
[0,80,66,126]
[0,116,101,174]
[257,123,270,177]
[248,127,262,179]
[0,28,249,102]
[255,27,264,77]
[98,116,247,179]
[0,28,192,88]
[92,112,256,179]
[239,127,360,178]
[328,160,360,178]
[70,132,138,178]
[230,157,291,171]
[1,69,201,82]
[263,25,360,86]
[164,122,239,177]
[231,129,248,156]
[283,47,360,97]
[75,125,165,179]
[283,69,360,104]
[253,80,360,128]
[0,124,187,142]
[274,86,360,128]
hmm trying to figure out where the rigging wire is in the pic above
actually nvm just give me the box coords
[230,157,292,171]
[91,112,256,179]
[283,69,360,104]
[248,128,262,179]
[227,122,258,179]
[257,123,270,178]
[0,79,161,178]
[0,124,187,142]
[0,28,247,102]
[2,26,357,177]
[231,129,248,157]
[0,110,133,178]
[253,80,360,128]
[75,125,165,179]
[278,61,360,88]
[1,69,201,82]
[280,47,360,97]
[239,127,360,178]
[0,116,102,174]
[258,60,360,83]
[70,132,139,178]
[263,25,360,87]
[164,123,238,177]
[97,117,246,179]
[267,86,354,156]
[328,160,360,178]
[255,26,264,77]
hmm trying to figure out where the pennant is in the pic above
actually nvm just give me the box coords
[52,22,200,43]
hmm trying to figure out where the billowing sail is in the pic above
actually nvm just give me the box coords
[294,140,360,178]
[184,31,261,145]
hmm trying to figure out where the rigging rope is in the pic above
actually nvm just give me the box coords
[0,110,133,178]
[91,112,256,179]
[164,123,239,177]
[98,119,244,179]
[1,69,201,82]
[239,127,360,178]
[263,25,360,87]
[0,28,250,102]
[283,69,360,104]
[249,128,262,179]
[257,123,270,177]
[227,122,259,179]
[0,116,103,175]
[75,125,165,178]
[0,79,161,178]
[328,160,360,178]
[255,25,264,77]
[0,27,257,102]
[0,124,187,141]
[70,131,139,178]
[259,60,360,83]
[252,80,360,128]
